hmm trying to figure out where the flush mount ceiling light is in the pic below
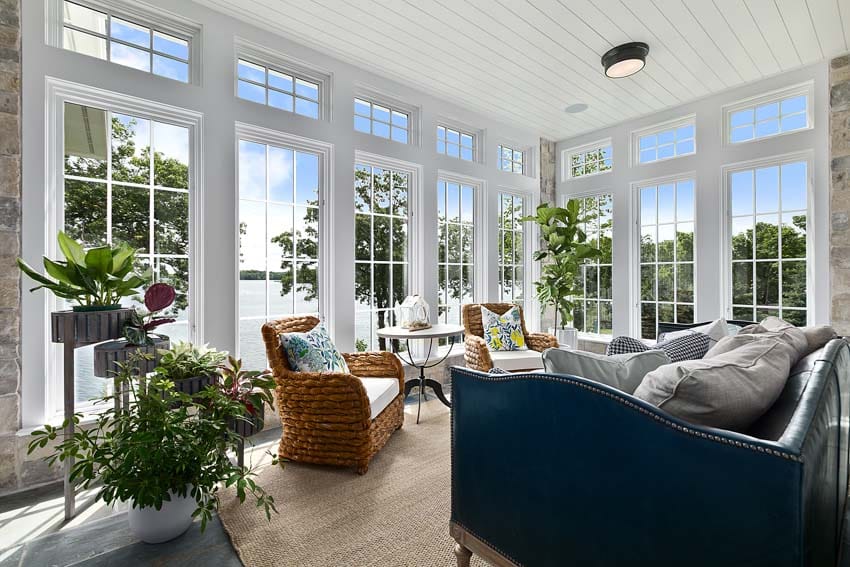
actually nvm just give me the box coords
[564,103,588,113]
[601,42,649,78]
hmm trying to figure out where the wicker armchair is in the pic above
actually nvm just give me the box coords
[261,316,404,474]
[462,303,558,372]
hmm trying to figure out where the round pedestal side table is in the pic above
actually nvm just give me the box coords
[376,323,464,424]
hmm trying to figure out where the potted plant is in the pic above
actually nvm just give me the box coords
[27,352,280,544]
[217,357,275,438]
[523,201,602,347]
[94,283,177,377]
[155,341,227,396]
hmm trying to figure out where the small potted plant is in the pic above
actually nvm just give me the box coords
[94,283,177,377]
[217,357,275,438]
[27,352,280,544]
[154,341,227,396]
[17,232,149,344]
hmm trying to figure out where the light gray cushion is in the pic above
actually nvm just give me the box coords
[801,325,837,355]
[543,348,670,394]
[634,336,796,431]
[659,318,730,348]
[489,350,544,371]
[705,316,808,362]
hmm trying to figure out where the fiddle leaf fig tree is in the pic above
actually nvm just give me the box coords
[522,201,602,330]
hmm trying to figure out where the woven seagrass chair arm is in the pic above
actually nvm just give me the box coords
[464,335,492,372]
[343,351,405,392]
[526,332,558,352]
[276,370,372,422]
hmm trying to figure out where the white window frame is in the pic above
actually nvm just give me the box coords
[234,38,332,122]
[497,144,526,175]
[722,81,814,146]
[353,151,424,351]
[437,171,487,316]
[234,123,335,359]
[42,77,204,421]
[46,0,203,85]
[630,172,698,340]
[561,138,613,181]
[720,151,814,326]
[562,191,614,338]
[496,189,534,314]
[631,115,696,166]
[353,85,420,146]
[436,117,483,163]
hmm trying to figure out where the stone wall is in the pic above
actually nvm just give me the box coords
[539,139,556,332]
[0,0,21,493]
[831,54,850,335]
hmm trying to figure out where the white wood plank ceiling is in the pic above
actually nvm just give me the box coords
[196,0,850,140]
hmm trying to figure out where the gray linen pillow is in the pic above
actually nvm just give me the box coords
[800,325,837,355]
[634,337,796,431]
[543,348,670,394]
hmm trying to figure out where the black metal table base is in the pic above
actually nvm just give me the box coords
[393,335,456,424]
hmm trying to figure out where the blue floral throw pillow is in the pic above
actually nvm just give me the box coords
[279,325,350,374]
[481,305,527,352]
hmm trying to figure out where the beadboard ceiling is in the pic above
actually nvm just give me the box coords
[195,0,850,140]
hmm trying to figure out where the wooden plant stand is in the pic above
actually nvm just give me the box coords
[51,308,134,521]
[93,335,170,412]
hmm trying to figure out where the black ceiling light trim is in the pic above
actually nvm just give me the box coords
[601,42,649,78]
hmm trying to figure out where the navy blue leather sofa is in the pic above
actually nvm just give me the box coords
[449,338,850,567]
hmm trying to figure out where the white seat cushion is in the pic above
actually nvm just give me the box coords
[358,377,400,420]
[488,350,544,371]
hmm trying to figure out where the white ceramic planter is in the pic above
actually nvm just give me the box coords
[549,327,578,350]
[128,489,195,544]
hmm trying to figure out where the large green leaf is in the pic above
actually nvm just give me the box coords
[111,243,134,273]
[57,231,86,266]
[85,247,113,278]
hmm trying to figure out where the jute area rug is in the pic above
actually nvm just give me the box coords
[217,400,488,567]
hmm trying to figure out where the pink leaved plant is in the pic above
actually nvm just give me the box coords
[124,283,177,346]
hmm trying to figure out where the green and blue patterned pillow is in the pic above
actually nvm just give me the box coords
[279,324,350,374]
[481,305,527,352]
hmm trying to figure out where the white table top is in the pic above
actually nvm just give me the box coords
[376,323,465,340]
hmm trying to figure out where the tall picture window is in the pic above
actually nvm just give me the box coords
[567,195,613,335]
[354,164,410,351]
[437,180,475,328]
[498,193,525,308]
[638,179,695,339]
[238,139,321,370]
[729,159,808,325]
[62,101,191,404]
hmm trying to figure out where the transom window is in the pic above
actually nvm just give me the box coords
[62,1,190,82]
[637,121,695,164]
[355,164,410,351]
[238,139,321,371]
[638,179,695,340]
[498,193,525,308]
[498,145,524,174]
[729,160,808,326]
[237,59,320,119]
[63,101,191,405]
[437,126,474,161]
[567,144,612,178]
[437,180,475,329]
[568,195,613,335]
[729,93,809,144]
[354,99,409,144]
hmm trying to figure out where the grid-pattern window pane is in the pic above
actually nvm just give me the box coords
[498,145,523,174]
[638,179,695,340]
[498,193,524,308]
[438,181,475,331]
[62,1,190,82]
[730,94,808,143]
[237,59,320,119]
[354,99,409,144]
[437,126,474,161]
[729,160,808,325]
[568,195,613,335]
[638,123,695,164]
[569,145,612,178]
[63,102,191,405]
[355,164,410,352]
[238,140,321,371]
